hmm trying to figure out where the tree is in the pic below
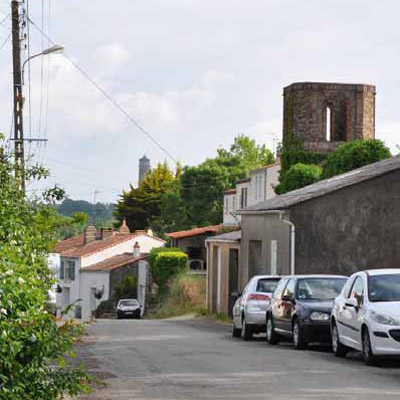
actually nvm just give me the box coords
[0,158,89,399]
[322,139,391,179]
[275,163,322,194]
[113,275,138,301]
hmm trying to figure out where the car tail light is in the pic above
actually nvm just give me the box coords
[247,294,270,301]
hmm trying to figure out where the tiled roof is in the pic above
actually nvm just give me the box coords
[54,231,164,258]
[82,253,148,272]
[241,156,400,213]
[224,189,236,195]
[166,224,223,240]
[206,230,241,243]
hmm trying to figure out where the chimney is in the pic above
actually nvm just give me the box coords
[119,218,131,235]
[133,241,140,258]
[84,226,97,245]
[100,227,113,240]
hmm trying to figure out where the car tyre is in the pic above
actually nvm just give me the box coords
[232,322,241,338]
[331,321,348,358]
[362,327,377,366]
[293,320,307,350]
[241,316,253,341]
[266,315,279,345]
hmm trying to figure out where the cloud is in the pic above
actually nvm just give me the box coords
[94,43,130,75]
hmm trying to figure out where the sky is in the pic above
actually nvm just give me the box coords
[0,0,400,203]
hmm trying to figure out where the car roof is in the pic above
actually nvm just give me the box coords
[250,275,281,280]
[283,275,348,279]
[362,269,400,276]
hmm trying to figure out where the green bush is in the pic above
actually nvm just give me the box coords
[148,247,181,268]
[149,248,188,293]
[281,150,327,173]
[275,163,322,194]
[322,139,391,178]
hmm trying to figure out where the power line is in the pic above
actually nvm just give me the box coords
[0,31,10,51]
[27,16,177,164]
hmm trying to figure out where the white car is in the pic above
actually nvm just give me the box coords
[331,269,400,365]
[116,299,141,319]
[232,275,281,340]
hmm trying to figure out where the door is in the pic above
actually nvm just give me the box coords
[228,248,239,317]
[280,278,296,334]
[271,278,289,332]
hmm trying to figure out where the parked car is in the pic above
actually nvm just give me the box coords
[232,275,281,340]
[331,269,400,365]
[266,275,347,349]
[116,299,141,319]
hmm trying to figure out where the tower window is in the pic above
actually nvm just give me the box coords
[326,106,332,142]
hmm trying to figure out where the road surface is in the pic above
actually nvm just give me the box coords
[77,318,400,399]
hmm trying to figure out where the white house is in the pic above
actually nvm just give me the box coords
[54,221,165,319]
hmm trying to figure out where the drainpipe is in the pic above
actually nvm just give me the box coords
[205,241,209,309]
[279,214,295,275]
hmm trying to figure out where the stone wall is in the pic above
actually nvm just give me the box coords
[283,82,376,152]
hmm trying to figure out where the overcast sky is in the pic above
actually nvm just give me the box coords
[0,0,399,202]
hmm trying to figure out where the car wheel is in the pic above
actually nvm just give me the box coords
[331,321,348,358]
[232,321,241,338]
[362,327,377,366]
[266,315,279,345]
[293,320,307,350]
[241,316,253,341]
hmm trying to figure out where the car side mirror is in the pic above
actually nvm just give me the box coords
[345,297,358,309]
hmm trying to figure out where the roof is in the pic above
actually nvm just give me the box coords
[241,156,400,213]
[166,224,223,240]
[206,230,241,243]
[54,231,164,258]
[363,269,400,276]
[82,253,148,272]
[250,162,281,173]
[236,178,251,184]
[224,189,236,195]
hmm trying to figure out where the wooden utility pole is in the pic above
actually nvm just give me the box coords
[11,0,25,191]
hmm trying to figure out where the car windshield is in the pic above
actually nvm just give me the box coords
[120,300,138,307]
[369,274,400,302]
[297,278,346,300]
[256,279,280,293]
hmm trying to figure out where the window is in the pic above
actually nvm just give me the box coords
[274,278,289,299]
[326,106,332,142]
[349,276,364,307]
[60,259,76,281]
[257,278,280,294]
[369,274,400,302]
[283,278,296,299]
[240,187,248,208]
[297,278,347,300]
[270,240,278,275]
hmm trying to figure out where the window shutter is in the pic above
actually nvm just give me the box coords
[60,261,65,279]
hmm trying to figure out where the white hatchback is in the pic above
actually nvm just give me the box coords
[331,269,400,365]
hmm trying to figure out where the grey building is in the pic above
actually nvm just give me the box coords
[238,156,400,290]
[139,155,151,184]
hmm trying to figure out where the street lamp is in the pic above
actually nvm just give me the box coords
[22,44,64,84]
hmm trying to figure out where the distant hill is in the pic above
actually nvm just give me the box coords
[57,199,115,226]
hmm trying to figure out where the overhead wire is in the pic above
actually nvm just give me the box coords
[26,16,178,165]
[0,31,10,51]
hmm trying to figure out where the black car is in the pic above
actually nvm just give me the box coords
[266,275,347,349]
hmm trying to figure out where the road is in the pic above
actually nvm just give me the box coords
[77,318,400,400]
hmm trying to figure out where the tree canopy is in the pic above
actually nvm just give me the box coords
[275,163,322,194]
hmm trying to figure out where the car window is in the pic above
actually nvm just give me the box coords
[369,274,400,302]
[349,276,364,307]
[283,278,295,299]
[120,300,139,307]
[297,278,347,300]
[273,278,288,299]
[341,277,354,298]
[256,278,280,293]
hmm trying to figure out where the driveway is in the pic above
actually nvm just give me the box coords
[77,318,400,399]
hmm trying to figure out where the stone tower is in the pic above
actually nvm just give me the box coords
[283,82,376,152]
[139,155,151,184]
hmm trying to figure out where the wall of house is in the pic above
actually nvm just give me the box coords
[81,235,164,267]
[207,241,241,315]
[265,165,280,200]
[79,271,110,320]
[240,214,291,290]
[223,193,238,225]
[291,170,400,276]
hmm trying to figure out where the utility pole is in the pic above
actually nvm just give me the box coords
[11,0,25,192]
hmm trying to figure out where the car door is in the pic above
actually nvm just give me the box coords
[233,281,251,328]
[270,277,289,331]
[280,278,296,334]
[337,276,364,350]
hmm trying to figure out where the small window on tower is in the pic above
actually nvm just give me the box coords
[326,106,332,142]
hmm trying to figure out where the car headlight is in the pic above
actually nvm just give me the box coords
[370,310,400,326]
[310,311,330,321]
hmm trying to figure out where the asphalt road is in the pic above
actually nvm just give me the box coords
[77,318,400,400]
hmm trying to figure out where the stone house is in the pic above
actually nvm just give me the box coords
[238,156,400,290]
[54,222,165,319]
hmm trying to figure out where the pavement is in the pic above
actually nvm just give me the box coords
[76,318,400,400]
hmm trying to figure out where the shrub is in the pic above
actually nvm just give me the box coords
[148,246,181,267]
[322,139,391,179]
[149,248,188,293]
[275,163,322,194]
[94,299,115,318]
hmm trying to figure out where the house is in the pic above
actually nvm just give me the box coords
[205,230,241,316]
[54,221,165,319]
[167,225,224,271]
[223,163,280,226]
[238,156,400,290]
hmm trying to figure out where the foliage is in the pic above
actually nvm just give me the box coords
[0,159,89,399]
[149,248,188,293]
[281,150,327,173]
[113,275,138,302]
[275,163,322,194]
[322,139,392,179]
[94,299,115,318]
[115,162,178,232]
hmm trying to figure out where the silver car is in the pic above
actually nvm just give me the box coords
[232,275,281,340]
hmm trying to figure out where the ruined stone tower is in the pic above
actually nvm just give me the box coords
[139,155,151,184]
[283,82,376,152]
